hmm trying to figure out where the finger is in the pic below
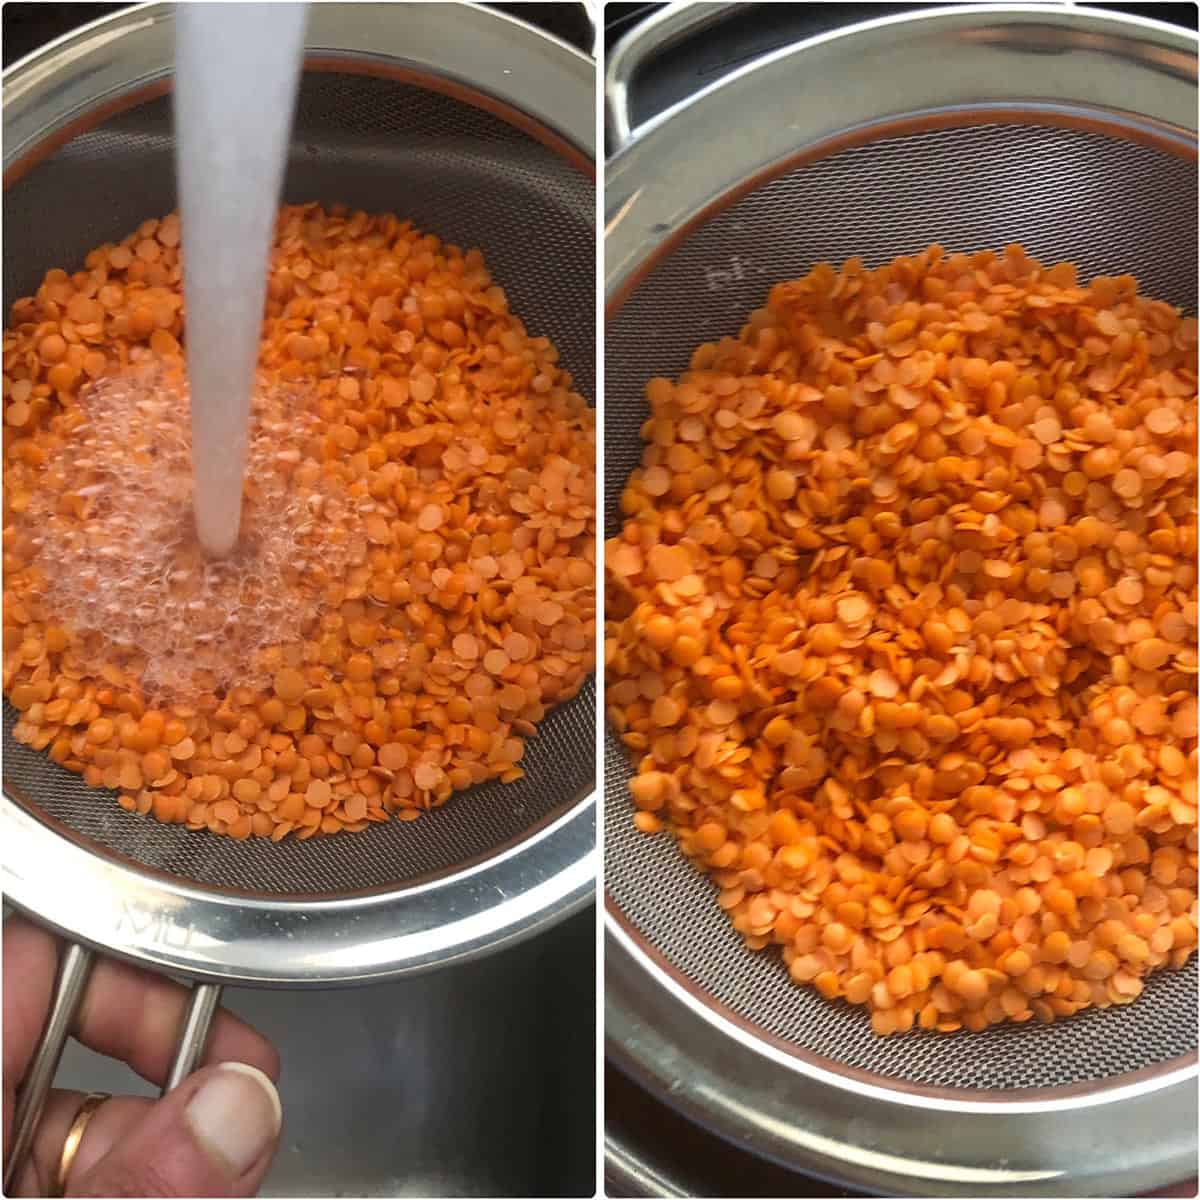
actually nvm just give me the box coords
[68,1064,281,1198]
[12,1090,153,1198]
[75,959,279,1087]
[3,918,61,1086]
[3,917,60,1150]
[1,916,279,1094]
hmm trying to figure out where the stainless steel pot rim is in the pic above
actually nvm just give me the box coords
[2,0,597,984]
[607,913,1199,1114]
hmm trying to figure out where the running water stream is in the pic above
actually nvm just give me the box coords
[174,2,308,557]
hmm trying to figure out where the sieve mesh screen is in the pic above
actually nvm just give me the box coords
[605,122,1198,1090]
[3,71,595,898]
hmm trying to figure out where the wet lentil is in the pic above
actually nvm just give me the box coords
[607,244,1197,1034]
[4,204,596,840]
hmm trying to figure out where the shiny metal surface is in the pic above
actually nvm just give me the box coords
[605,1132,688,1200]
[49,908,596,1198]
[604,0,727,150]
[3,944,95,1192]
[2,2,595,171]
[604,4,1198,1193]
[605,1062,861,1198]
[608,928,1197,1197]
[606,3,1196,299]
[2,0,596,984]
[2,789,594,986]
[164,984,222,1093]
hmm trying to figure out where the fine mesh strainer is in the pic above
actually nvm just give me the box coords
[604,5,1197,1195]
[2,0,594,1185]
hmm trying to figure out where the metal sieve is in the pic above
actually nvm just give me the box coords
[2,1,595,1185]
[604,4,1197,1195]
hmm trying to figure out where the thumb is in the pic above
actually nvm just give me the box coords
[69,1063,282,1198]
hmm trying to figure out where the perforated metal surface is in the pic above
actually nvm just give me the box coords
[605,122,1198,1090]
[4,74,596,399]
[4,70,595,897]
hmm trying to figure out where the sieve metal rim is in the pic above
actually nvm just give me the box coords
[1,793,595,987]
[609,926,1198,1198]
[609,911,1198,1113]
[605,3,1197,304]
[2,1,596,179]
[2,0,597,985]
[603,3,1198,1192]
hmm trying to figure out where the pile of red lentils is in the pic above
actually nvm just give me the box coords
[607,244,1197,1034]
[4,203,595,841]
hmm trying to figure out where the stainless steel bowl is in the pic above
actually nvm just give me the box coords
[3,0,596,988]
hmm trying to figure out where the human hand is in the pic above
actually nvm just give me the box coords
[3,917,283,1197]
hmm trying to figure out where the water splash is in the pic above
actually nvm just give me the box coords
[27,367,357,701]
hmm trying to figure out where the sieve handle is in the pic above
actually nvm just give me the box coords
[606,1,949,153]
[605,1,730,151]
[3,947,222,1191]
[3,942,95,1193]
[164,982,222,1093]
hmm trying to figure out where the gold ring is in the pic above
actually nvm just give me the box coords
[54,1092,110,1198]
